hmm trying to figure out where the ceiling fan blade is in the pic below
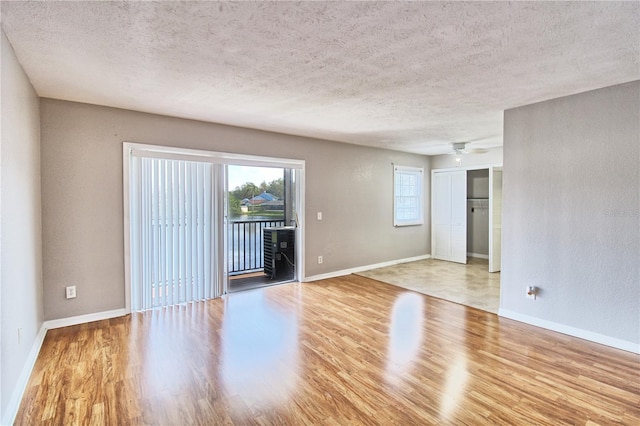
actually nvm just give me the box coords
[466,148,489,154]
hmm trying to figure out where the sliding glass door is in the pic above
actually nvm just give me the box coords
[124,143,305,312]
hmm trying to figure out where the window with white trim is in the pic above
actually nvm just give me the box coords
[394,165,424,226]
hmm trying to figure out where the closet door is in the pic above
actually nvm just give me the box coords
[432,170,467,263]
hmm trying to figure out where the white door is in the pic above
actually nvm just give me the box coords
[489,167,503,272]
[432,170,467,264]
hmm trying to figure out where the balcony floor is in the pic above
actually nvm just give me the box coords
[228,271,295,293]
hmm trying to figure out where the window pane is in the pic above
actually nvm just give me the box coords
[393,166,423,226]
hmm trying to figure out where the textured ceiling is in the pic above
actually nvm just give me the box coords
[1,1,638,155]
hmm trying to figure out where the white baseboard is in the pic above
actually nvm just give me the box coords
[498,309,640,354]
[44,308,127,330]
[304,254,431,282]
[1,323,47,426]
[467,252,489,259]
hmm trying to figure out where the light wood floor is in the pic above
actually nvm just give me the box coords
[358,257,500,313]
[17,276,640,425]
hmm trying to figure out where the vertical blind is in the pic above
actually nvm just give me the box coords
[130,156,218,311]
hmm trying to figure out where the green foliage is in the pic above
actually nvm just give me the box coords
[245,208,283,218]
[266,178,284,199]
[228,194,242,216]
[231,178,284,200]
[231,182,260,200]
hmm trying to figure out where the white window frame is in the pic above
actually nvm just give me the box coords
[393,165,424,227]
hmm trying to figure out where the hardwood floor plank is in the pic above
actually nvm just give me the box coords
[15,275,640,425]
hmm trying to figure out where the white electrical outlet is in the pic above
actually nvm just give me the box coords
[317,212,323,220]
[66,285,77,299]
[318,255,323,264]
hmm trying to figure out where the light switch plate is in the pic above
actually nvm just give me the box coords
[66,286,77,299]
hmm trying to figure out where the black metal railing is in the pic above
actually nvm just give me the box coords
[228,219,285,275]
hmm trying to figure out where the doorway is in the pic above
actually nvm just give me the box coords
[431,165,502,272]
[467,169,491,261]
[227,165,298,292]
[124,143,305,312]
[424,165,502,312]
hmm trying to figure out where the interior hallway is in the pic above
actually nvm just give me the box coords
[357,257,500,313]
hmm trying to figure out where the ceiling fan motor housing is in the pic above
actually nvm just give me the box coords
[452,142,467,151]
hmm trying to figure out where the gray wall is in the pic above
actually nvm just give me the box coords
[501,81,640,346]
[467,169,489,256]
[0,30,43,421]
[40,99,431,320]
[467,169,489,199]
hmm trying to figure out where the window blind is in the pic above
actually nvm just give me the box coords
[130,156,218,311]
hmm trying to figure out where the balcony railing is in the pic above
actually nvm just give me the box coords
[228,219,285,275]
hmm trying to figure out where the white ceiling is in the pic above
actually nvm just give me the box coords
[1,1,638,155]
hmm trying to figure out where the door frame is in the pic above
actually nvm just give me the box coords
[488,166,503,272]
[123,142,305,313]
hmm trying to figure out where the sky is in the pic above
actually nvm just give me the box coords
[227,165,284,191]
